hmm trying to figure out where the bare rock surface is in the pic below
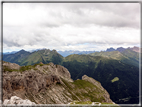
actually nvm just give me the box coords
[3,96,36,105]
[82,75,113,103]
[3,69,61,101]
[3,61,20,70]
[2,62,74,104]
[35,62,73,82]
[2,62,113,104]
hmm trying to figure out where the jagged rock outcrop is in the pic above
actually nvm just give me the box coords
[2,62,74,104]
[3,96,36,105]
[34,62,73,82]
[82,75,113,103]
[3,70,61,100]
[3,61,20,70]
[3,62,114,104]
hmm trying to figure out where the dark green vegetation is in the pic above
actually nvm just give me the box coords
[61,78,109,103]
[89,49,139,68]
[62,54,139,104]
[3,49,31,65]
[3,49,63,66]
[3,48,140,104]
[111,77,119,83]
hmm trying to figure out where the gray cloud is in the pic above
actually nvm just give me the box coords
[39,3,140,28]
[4,3,140,28]
[3,3,140,52]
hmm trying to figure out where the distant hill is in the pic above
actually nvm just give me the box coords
[116,47,126,52]
[89,50,139,68]
[128,46,140,53]
[62,54,139,104]
[3,49,31,65]
[2,47,140,104]
[20,49,63,66]
[106,46,140,53]
[3,49,63,66]
[106,47,115,52]
[3,51,18,55]
[57,50,96,57]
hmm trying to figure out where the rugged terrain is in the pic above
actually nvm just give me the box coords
[3,49,63,66]
[63,54,139,104]
[2,61,113,104]
[89,49,139,68]
[3,96,36,105]
[2,47,140,104]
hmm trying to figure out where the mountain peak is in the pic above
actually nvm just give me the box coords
[16,49,29,54]
[116,47,125,52]
[52,49,57,53]
[39,48,50,51]
[19,49,26,51]
[106,47,115,52]
[128,46,140,53]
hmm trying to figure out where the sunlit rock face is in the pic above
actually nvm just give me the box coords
[3,96,36,105]
[2,61,113,104]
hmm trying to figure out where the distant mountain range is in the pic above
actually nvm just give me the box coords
[3,51,17,55]
[90,49,139,68]
[106,46,140,53]
[3,50,96,57]
[62,50,139,104]
[3,49,63,66]
[57,50,96,57]
[2,46,140,104]
[3,46,140,57]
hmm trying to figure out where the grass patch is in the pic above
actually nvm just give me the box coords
[70,101,92,104]
[111,77,119,83]
[61,78,107,102]
[3,64,39,73]
[19,65,33,71]
[3,66,19,72]
[61,78,73,89]
[73,79,96,89]
[101,103,120,107]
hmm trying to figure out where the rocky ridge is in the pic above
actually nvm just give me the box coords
[2,61,113,104]
[82,75,112,103]
[3,96,36,105]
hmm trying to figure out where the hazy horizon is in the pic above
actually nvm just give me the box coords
[3,45,140,53]
[3,3,140,52]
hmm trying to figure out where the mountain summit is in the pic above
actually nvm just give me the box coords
[106,47,115,52]
[3,49,63,66]
[2,61,113,104]
[128,46,140,53]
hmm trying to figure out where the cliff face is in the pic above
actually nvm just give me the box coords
[2,61,113,104]
[82,75,112,103]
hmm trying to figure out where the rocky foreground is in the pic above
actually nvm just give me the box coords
[2,61,113,104]
[3,96,36,105]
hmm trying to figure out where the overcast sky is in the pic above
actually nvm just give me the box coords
[3,3,140,52]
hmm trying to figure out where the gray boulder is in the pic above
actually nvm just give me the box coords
[3,96,36,105]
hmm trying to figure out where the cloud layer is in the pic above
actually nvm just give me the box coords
[3,3,140,52]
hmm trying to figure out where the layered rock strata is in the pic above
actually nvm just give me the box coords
[2,61,113,104]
